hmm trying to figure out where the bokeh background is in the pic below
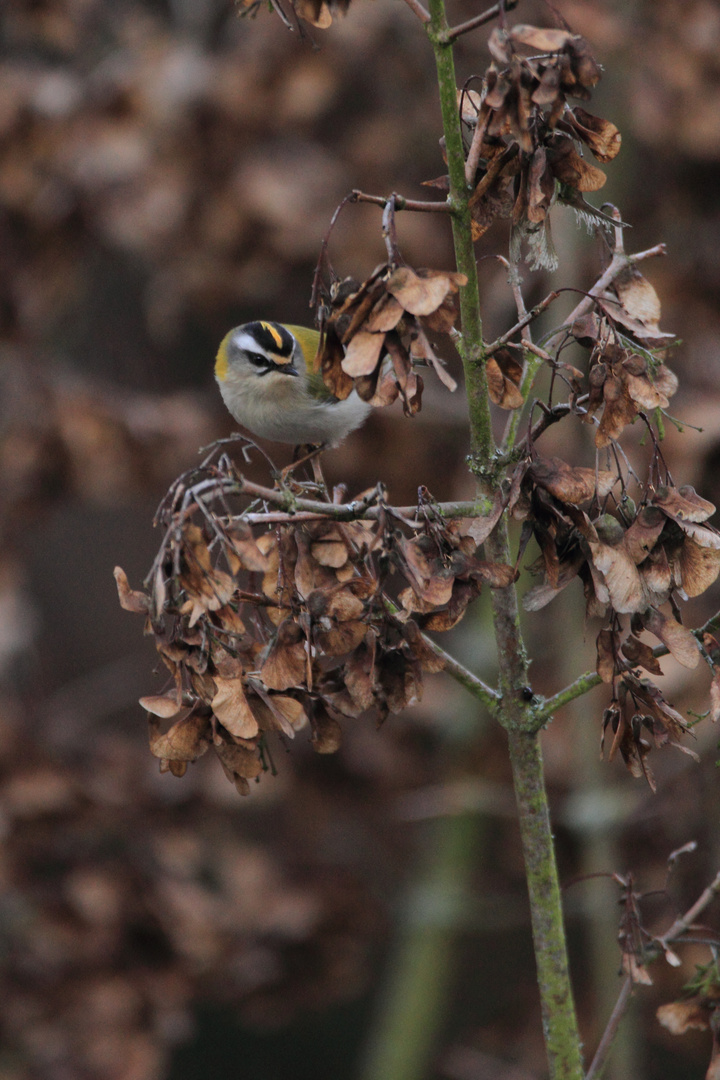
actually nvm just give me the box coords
[2,0,720,1077]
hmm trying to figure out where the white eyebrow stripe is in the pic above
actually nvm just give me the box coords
[233,332,270,356]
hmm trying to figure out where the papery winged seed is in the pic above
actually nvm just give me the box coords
[341,330,386,377]
[211,677,260,739]
[547,138,607,192]
[386,267,466,317]
[311,706,343,754]
[529,457,616,504]
[486,356,524,410]
[624,373,670,410]
[620,635,664,676]
[596,628,616,683]
[623,507,665,564]
[678,538,720,597]
[657,1001,711,1036]
[364,294,404,333]
[509,24,575,51]
[654,485,716,524]
[148,712,211,762]
[613,268,661,326]
[588,540,645,613]
[140,694,184,718]
[260,619,307,691]
[570,107,622,163]
[255,694,307,738]
[642,608,699,670]
[214,739,263,791]
[310,533,349,568]
[315,620,367,656]
[114,567,149,613]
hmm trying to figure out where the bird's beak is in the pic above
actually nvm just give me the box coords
[268,353,300,377]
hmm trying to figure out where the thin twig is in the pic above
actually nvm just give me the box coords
[485,290,562,354]
[399,0,431,22]
[535,670,603,725]
[464,109,490,186]
[513,400,583,455]
[161,469,486,526]
[585,976,634,1080]
[657,869,720,947]
[444,0,519,42]
[351,189,452,213]
[310,191,356,311]
[418,634,501,710]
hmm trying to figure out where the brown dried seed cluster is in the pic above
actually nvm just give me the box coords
[455,24,621,260]
[316,263,466,414]
[519,456,720,788]
[116,481,514,793]
[565,263,679,444]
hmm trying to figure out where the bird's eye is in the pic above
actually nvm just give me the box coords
[246,351,268,368]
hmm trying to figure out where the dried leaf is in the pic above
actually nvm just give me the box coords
[315,619,367,656]
[401,620,446,673]
[225,522,271,573]
[378,650,422,713]
[420,580,481,632]
[213,736,262,794]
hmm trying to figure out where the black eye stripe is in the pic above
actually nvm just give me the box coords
[247,351,269,367]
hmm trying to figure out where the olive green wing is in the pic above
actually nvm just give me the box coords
[284,324,339,404]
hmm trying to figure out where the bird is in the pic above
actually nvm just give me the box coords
[215,320,371,449]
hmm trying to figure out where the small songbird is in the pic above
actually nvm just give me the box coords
[215,320,371,447]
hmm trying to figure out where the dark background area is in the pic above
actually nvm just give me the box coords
[1,0,720,1077]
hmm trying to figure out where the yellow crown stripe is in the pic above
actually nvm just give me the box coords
[259,321,285,350]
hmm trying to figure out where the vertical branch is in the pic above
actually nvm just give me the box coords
[507,729,586,1080]
[426,0,493,464]
[425,3,585,1078]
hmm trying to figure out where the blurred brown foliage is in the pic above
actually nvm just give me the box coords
[2,0,720,1078]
